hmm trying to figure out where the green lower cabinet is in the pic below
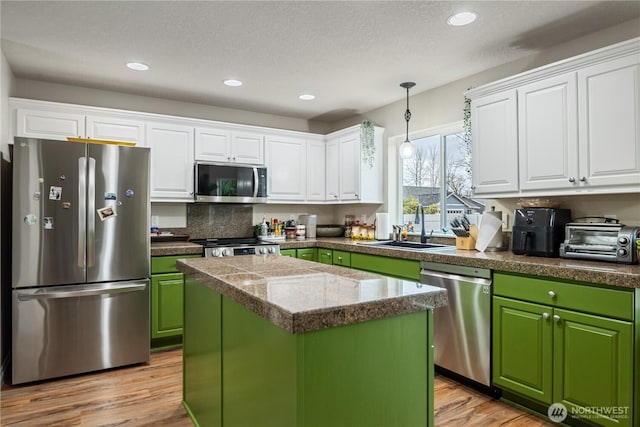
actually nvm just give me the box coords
[280,249,296,257]
[183,285,434,427]
[332,250,351,267]
[151,273,185,339]
[350,253,420,281]
[318,248,333,265]
[296,248,318,262]
[494,295,633,427]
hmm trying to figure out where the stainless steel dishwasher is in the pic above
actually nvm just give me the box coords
[420,261,492,387]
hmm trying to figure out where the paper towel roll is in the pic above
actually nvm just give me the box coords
[475,211,503,252]
[375,213,390,240]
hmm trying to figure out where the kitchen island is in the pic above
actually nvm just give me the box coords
[177,255,447,427]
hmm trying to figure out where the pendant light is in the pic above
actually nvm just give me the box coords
[399,82,416,159]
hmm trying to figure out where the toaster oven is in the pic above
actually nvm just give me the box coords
[559,223,638,264]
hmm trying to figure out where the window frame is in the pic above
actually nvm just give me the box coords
[394,120,465,236]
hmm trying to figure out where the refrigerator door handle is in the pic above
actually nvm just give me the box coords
[253,167,259,198]
[87,157,96,267]
[78,157,87,268]
[17,283,147,301]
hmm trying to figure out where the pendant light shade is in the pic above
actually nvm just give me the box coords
[399,82,416,159]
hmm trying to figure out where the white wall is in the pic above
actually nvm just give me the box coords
[12,78,331,134]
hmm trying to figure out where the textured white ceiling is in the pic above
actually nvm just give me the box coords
[2,1,639,122]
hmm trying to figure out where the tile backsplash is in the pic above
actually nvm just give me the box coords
[163,204,254,239]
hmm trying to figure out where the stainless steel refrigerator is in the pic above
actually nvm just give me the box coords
[11,137,150,384]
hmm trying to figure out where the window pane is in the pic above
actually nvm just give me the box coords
[402,135,441,233]
[444,132,484,231]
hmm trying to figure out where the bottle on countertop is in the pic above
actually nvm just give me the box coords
[260,217,268,236]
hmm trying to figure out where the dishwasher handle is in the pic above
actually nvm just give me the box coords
[420,269,492,286]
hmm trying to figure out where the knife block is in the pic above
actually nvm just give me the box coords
[455,236,476,250]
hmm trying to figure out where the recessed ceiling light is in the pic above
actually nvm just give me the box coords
[299,94,315,101]
[447,12,477,26]
[126,62,149,71]
[224,79,243,87]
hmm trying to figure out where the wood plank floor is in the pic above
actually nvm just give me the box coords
[1,348,553,426]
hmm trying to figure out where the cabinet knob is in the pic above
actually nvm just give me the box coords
[337,256,342,261]
[553,314,561,322]
[354,193,359,198]
[543,312,550,320]
[232,157,236,161]
[471,185,476,190]
[548,291,556,298]
[334,194,338,199]
[580,176,587,182]
[189,191,194,195]
[568,177,576,183]
[227,157,231,161]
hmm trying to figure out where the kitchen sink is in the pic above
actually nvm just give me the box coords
[358,240,455,252]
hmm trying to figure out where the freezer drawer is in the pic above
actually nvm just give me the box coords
[12,280,150,384]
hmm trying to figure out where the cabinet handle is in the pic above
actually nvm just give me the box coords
[548,291,556,298]
[568,177,576,183]
[543,312,550,320]
[580,176,586,182]
[553,314,561,322]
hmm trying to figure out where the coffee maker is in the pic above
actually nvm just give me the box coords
[512,208,572,257]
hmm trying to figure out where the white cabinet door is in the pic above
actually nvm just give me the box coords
[578,55,640,189]
[232,131,264,165]
[194,127,263,165]
[146,122,195,201]
[194,127,231,162]
[86,115,145,145]
[339,132,361,200]
[306,139,326,201]
[518,74,578,191]
[16,109,85,140]
[471,90,519,195]
[325,138,340,201]
[265,135,306,201]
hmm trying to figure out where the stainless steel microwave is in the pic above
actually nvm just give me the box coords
[194,162,267,203]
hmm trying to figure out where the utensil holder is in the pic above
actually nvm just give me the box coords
[456,236,476,250]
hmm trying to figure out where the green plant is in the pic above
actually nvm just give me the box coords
[403,196,419,214]
[361,120,375,169]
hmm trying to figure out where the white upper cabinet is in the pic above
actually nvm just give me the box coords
[325,124,383,203]
[146,121,195,201]
[86,115,145,145]
[468,37,640,197]
[577,55,640,189]
[518,73,578,191]
[264,134,307,201]
[195,126,264,165]
[16,108,85,140]
[471,90,519,195]
[306,139,326,201]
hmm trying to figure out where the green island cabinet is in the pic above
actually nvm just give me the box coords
[281,248,317,261]
[183,279,435,427]
[493,272,637,427]
[315,249,419,279]
[150,254,201,343]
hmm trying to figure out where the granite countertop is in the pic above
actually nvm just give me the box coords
[150,241,203,256]
[176,255,448,334]
[279,238,640,289]
[153,237,640,288]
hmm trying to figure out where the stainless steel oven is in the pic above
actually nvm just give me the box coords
[191,237,279,257]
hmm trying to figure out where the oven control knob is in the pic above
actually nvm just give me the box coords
[259,247,267,254]
[269,247,277,254]
[618,236,629,246]
[617,248,628,257]
[222,248,231,256]
[212,249,221,257]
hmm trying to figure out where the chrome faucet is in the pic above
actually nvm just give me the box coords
[392,224,403,241]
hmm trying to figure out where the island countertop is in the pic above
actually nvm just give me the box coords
[177,255,448,333]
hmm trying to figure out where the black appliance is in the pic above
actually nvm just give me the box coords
[512,208,572,257]
[190,237,280,258]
